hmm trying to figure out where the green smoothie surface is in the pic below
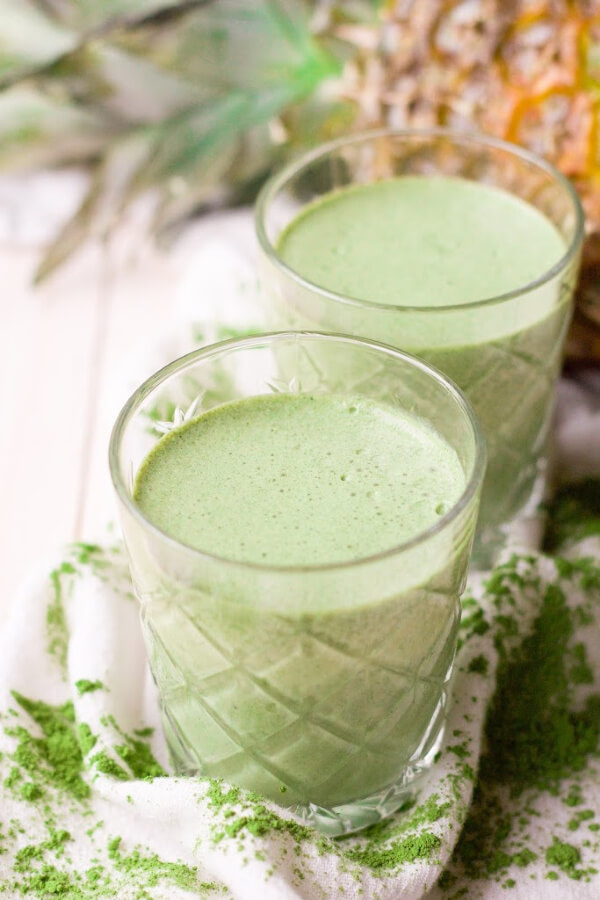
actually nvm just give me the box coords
[133,393,465,567]
[277,175,565,307]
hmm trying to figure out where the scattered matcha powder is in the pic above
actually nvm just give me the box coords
[544,479,600,553]
[1,677,215,898]
[467,655,489,676]
[443,554,600,888]
[344,831,441,870]
[207,781,313,845]
[107,716,165,780]
[78,723,97,757]
[107,835,205,891]
[564,784,584,807]
[45,545,119,671]
[5,692,89,801]
[114,738,165,780]
[89,751,129,781]
[545,839,585,880]
[47,563,75,671]
[75,680,105,697]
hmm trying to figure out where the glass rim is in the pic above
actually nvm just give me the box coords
[255,127,585,315]
[109,330,486,575]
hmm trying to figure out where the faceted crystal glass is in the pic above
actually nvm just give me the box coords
[255,129,584,566]
[110,332,485,835]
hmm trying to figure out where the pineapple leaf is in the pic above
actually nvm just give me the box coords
[4,0,377,281]
[137,75,335,187]
[38,43,206,125]
[152,123,277,236]
[35,0,214,35]
[34,135,152,283]
[0,0,77,85]
[0,84,114,170]
[31,0,344,281]
[109,0,340,90]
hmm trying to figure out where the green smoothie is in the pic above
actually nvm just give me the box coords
[274,175,573,555]
[132,392,470,810]
[134,393,465,566]
[277,176,564,308]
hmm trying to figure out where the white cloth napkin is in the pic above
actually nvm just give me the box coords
[1,215,599,900]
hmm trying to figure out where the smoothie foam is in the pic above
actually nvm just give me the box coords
[277,175,565,310]
[134,392,465,567]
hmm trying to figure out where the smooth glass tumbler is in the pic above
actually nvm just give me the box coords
[255,130,584,566]
[110,332,485,835]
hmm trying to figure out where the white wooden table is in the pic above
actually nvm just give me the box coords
[0,171,185,623]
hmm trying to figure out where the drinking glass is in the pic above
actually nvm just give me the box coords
[255,130,584,566]
[110,331,485,835]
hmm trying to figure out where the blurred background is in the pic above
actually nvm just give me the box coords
[1,0,599,610]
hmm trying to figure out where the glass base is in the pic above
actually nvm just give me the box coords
[163,694,448,838]
[289,722,446,837]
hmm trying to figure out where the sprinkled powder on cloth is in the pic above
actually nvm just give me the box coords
[0,686,223,897]
[440,553,600,891]
[0,485,599,897]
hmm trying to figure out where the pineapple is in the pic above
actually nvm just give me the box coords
[0,0,598,364]
[338,0,600,360]
[0,0,361,280]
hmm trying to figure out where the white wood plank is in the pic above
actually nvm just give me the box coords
[79,245,181,541]
[0,243,105,620]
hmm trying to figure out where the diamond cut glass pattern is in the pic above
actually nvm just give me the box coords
[110,333,484,834]
[146,577,460,809]
[256,130,584,566]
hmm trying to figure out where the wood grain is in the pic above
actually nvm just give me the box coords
[0,243,104,619]
[0,169,184,627]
